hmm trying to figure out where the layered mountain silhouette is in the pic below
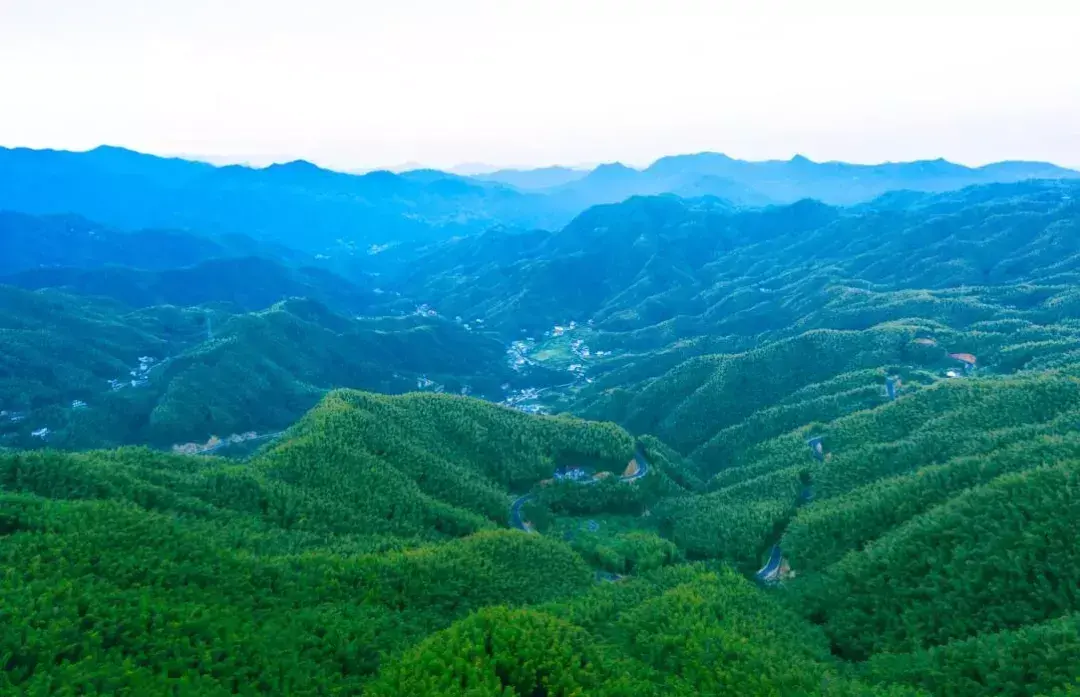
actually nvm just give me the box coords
[534,152,1080,207]
[0,210,304,275]
[6,151,1080,695]
[3,146,1076,256]
[0,146,562,251]
[474,165,590,190]
[2,255,378,314]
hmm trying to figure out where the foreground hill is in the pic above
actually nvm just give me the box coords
[0,393,629,692]
[0,391,918,695]
[5,377,1080,694]
[649,369,1080,697]
[250,389,635,536]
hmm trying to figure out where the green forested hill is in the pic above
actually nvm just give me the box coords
[0,210,306,275]
[5,178,1080,694]
[382,180,1080,336]
[0,291,542,450]
[2,255,378,314]
[0,392,929,695]
[0,285,207,408]
[6,372,1080,694]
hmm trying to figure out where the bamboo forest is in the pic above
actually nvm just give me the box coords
[4,11,1080,693]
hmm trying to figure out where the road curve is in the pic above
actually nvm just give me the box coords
[509,493,537,533]
[755,482,815,585]
[620,446,650,482]
[509,443,652,533]
[755,545,783,583]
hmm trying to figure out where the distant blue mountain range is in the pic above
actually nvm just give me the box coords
[476,152,1079,207]
[1,145,1076,251]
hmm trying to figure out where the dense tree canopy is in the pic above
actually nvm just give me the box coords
[5,180,1080,694]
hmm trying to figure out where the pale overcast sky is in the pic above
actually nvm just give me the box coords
[1,0,1079,171]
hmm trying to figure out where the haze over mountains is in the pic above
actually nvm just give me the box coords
[5,140,1080,695]
[2,145,1076,254]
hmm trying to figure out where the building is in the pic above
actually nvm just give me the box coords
[554,466,589,482]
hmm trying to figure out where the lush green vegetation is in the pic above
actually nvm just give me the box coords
[0,291,541,450]
[3,255,377,314]
[5,178,1080,694]
[0,210,303,276]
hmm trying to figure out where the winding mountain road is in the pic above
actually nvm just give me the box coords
[755,545,784,583]
[509,443,651,533]
[509,493,537,533]
[755,481,815,585]
[621,446,650,482]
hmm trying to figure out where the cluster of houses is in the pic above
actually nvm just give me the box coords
[2,356,171,445]
[3,398,91,443]
[570,338,590,359]
[554,466,590,482]
[7,400,89,443]
[505,322,614,383]
[506,338,537,371]
[550,321,578,338]
[171,431,260,455]
[414,304,438,318]
[499,387,549,415]
[538,462,640,489]
[454,316,485,332]
[3,397,92,444]
[109,356,158,391]
[415,375,445,393]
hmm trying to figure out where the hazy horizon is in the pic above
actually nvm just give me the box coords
[6,143,1080,179]
[3,1,1079,171]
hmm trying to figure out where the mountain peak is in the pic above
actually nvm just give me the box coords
[593,162,635,173]
[267,159,323,172]
[586,162,638,178]
[88,144,141,156]
[644,152,739,178]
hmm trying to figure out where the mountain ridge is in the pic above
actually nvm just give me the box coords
[5,159,1080,695]
[3,145,1076,257]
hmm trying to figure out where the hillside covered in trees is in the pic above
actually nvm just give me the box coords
[0,286,544,450]
[4,175,1080,694]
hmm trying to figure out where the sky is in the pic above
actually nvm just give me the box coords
[2,0,1079,171]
